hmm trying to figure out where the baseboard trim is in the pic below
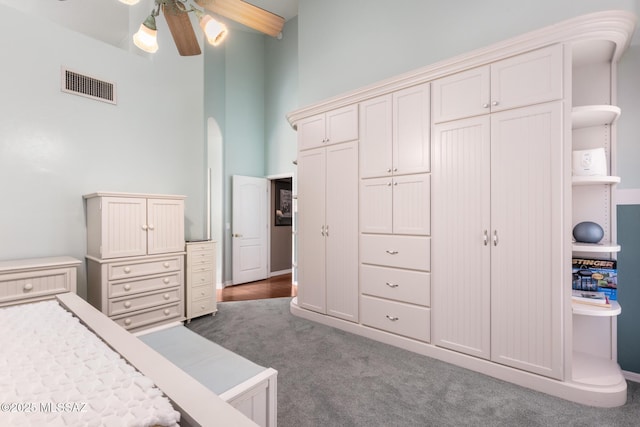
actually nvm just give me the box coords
[290,298,627,408]
[269,269,292,277]
[623,370,640,384]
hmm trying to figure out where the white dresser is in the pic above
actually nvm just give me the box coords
[0,257,81,306]
[185,240,217,322]
[84,192,186,332]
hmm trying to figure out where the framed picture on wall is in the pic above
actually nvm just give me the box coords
[275,180,292,226]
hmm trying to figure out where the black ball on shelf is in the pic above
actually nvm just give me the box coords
[573,221,604,244]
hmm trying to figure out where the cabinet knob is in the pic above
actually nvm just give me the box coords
[491,101,499,106]
[200,291,206,296]
[163,309,171,316]
[124,301,132,308]
[123,284,132,291]
[482,103,490,108]
[142,224,148,231]
[124,318,132,326]
[163,262,170,268]
[386,315,399,321]
[385,282,399,288]
[148,224,155,230]
[163,278,170,284]
[23,283,33,291]
[201,305,206,310]
[163,293,170,300]
[123,267,131,274]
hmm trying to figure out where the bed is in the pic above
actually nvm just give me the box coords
[0,256,276,427]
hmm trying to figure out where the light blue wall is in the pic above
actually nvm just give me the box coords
[295,0,640,375]
[265,17,299,177]
[0,4,206,298]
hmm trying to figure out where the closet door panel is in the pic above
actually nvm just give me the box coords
[360,177,393,234]
[393,174,430,236]
[326,105,359,145]
[432,66,490,123]
[360,95,393,178]
[297,148,327,314]
[432,116,491,359]
[101,197,148,259]
[298,114,326,151]
[147,198,185,255]
[393,83,431,175]
[490,102,563,379]
[326,142,359,322]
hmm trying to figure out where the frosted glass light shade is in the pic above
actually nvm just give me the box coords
[133,23,159,53]
[200,15,228,46]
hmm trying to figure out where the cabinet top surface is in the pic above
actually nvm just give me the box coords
[83,192,186,200]
[0,256,82,272]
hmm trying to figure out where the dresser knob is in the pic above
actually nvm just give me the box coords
[124,301,132,308]
[163,293,170,300]
[163,262,170,268]
[124,318,132,326]
[200,291,205,296]
[163,309,171,316]
[163,278,170,284]
[201,305,205,310]
[123,267,131,274]
[123,284,131,291]
[23,283,33,291]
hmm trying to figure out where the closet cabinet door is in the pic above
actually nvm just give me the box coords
[393,83,431,175]
[432,66,490,123]
[297,148,327,314]
[392,174,430,236]
[432,116,491,359]
[490,102,563,379]
[298,114,326,151]
[360,177,393,234]
[326,105,359,145]
[360,95,393,178]
[325,141,359,322]
[100,197,148,259]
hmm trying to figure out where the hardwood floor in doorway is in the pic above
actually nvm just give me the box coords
[217,273,296,302]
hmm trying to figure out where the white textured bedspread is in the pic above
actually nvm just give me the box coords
[0,301,180,427]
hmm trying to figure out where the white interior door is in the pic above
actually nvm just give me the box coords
[232,175,268,285]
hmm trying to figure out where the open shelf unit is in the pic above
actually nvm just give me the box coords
[572,105,621,129]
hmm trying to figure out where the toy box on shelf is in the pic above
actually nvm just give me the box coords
[572,258,617,301]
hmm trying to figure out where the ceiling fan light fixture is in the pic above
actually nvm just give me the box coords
[119,0,140,5]
[199,14,228,47]
[133,14,159,53]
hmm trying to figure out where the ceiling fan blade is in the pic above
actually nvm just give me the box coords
[162,2,202,56]
[196,0,285,38]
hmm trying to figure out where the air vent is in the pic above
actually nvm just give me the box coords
[61,68,117,105]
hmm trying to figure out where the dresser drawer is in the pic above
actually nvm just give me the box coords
[113,302,182,331]
[189,297,216,317]
[361,295,430,342]
[108,256,181,281]
[191,269,214,287]
[360,235,430,271]
[191,284,215,302]
[108,287,181,316]
[361,265,430,306]
[109,272,181,298]
[0,267,75,304]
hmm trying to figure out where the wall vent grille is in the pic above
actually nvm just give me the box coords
[61,68,117,104]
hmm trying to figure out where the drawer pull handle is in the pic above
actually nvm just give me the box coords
[200,277,205,282]
[123,267,131,274]
[163,309,171,316]
[23,283,33,291]
[163,262,170,268]
[386,315,399,322]
[386,250,398,255]
[163,293,170,300]
[163,278,170,284]
[201,305,206,310]
[123,284,132,291]
[200,291,205,296]
[385,282,398,288]
[124,301,132,308]
[124,318,132,326]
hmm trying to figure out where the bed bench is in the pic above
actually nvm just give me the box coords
[139,326,277,427]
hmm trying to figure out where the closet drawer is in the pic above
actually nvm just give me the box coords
[108,256,181,280]
[360,235,430,271]
[109,272,181,298]
[108,287,181,316]
[191,284,215,302]
[0,267,75,304]
[113,302,182,331]
[361,295,430,342]
[189,297,216,317]
[191,269,214,286]
[361,265,430,306]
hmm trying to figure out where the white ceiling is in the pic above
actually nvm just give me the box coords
[2,0,298,48]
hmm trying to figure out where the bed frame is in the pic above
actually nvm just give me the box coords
[0,256,276,427]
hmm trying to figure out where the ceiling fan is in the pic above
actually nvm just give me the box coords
[121,0,285,56]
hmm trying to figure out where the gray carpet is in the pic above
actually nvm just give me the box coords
[187,297,639,427]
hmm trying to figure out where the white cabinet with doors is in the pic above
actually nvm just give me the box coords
[297,140,359,322]
[84,192,186,332]
[297,104,358,151]
[432,101,564,379]
[432,44,563,123]
[360,83,430,178]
